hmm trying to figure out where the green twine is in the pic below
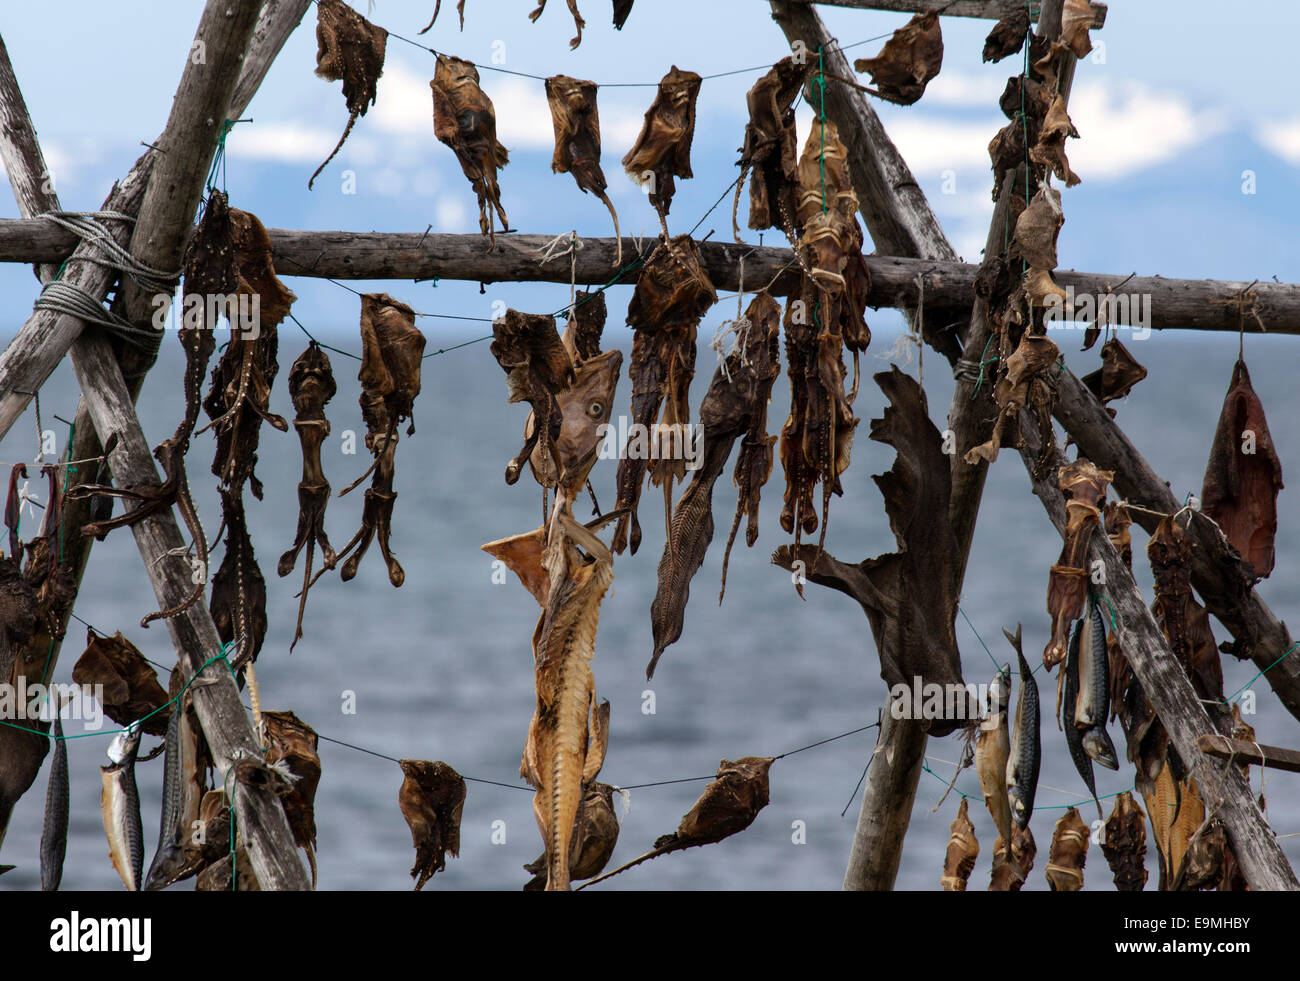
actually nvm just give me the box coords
[969,333,999,400]
[816,46,828,215]
[1222,642,1300,707]
[204,118,242,196]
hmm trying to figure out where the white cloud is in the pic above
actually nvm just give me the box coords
[372,60,433,137]
[796,103,998,178]
[922,71,1008,108]
[1067,80,1225,180]
[491,78,558,151]
[1258,118,1300,164]
[226,121,340,164]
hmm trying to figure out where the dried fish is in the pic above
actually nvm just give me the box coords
[209,489,268,669]
[622,66,702,225]
[1149,515,1224,703]
[975,662,1013,849]
[1174,815,1226,891]
[490,309,574,487]
[612,234,717,555]
[100,723,144,891]
[734,57,809,241]
[983,8,1029,63]
[581,757,773,888]
[989,823,1036,891]
[278,344,338,650]
[648,292,780,677]
[612,0,633,29]
[1004,625,1040,829]
[1029,93,1082,187]
[328,294,426,587]
[143,675,206,891]
[310,0,387,188]
[941,798,979,891]
[72,630,170,737]
[1082,337,1148,404]
[1200,359,1284,580]
[545,75,621,262]
[852,11,943,105]
[1101,791,1148,891]
[1076,601,1119,769]
[1045,806,1089,891]
[263,711,322,886]
[963,330,1059,466]
[1063,612,1101,820]
[529,0,586,49]
[524,779,620,889]
[1060,0,1098,58]
[432,55,510,245]
[1144,763,1204,890]
[419,0,467,33]
[39,708,68,891]
[1043,459,1112,668]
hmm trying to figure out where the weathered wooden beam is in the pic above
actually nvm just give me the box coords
[4,222,1300,337]
[0,0,312,443]
[789,0,1106,26]
[843,712,927,890]
[69,329,310,890]
[1052,368,1300,723]
[1198,734,1300,776]
[1017,419,1298,890]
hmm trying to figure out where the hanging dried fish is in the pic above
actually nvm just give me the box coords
[419,0,467,33]
[1174,815,1227,891]
[1083,337,1147,405]
[309,0,386,189]
[989,823,1036,891]
[277,344,338,650]
[1062,608,1103,821]
[1144,765,1205,890]
[941,798,979,891]
[983,8,1029,63]
[1029,93,1082,188]
[648,292,781,678]
[1101,791,1148,891]
[1043,459,1112,668]
[71,630,170,737]
[1200,359,1283,580]
[853,11,943,105]
[1148,515,1224,703]
[432,55,510,246]
[8,466,74,670]
[1075,601,1119,770]
[976,663,1013,849]
[581,757,773,888]
[1061,0,1099,58]
[209,489,267,669]
[612,0,633,28]
[262,711,322,887]
[1014,186,1066,305]
[100,723,144,891]
[612,234,717,555]
[490,309,574,486]
[328,294,425,587]
[39,708,68,892]
[529,0,586,49]
[962,330,1059,466]
[545,75,622,263]
[524,780,620,890]
[733,57,809,241]
[622,66,702,228]
[1005,625,1040,828]
[143,672,208,891]
[1045,806,1089,891]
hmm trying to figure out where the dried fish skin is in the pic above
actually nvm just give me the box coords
[398,760,466,890]
[1082,337,1147,405]
[1043,459,1112,668]
[1045,806,1089,891]
[989,823,1036,891]
[622,66,702,218]
[431,55,510,244]
[735,57,809,238]
[310,0,387,188]
[976,663,1013,849]
[963,330,1059,466]
[545,75,621,254]
[1200,359,1284,580]
[1101,791,1148,891]
[983,8,1029,63]
[208,488,268,667]
[491,309,573,485]
[262,710,322,885]
[852,10,943,105]
[1148,515,1224,703]
[1060,0,1099,58]
[941,798,979,891]
[71,630,170,737]
[660,756,773,850]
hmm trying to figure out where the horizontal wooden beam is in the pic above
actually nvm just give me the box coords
[1198,734,1300,776]
[791,0,1107,27]
[0,221,1296,336]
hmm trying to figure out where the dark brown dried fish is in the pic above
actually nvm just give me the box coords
[1043,459,1112,668]
[546,75,621,262]
[208,488,267,669]
[1200,359,1283,580]
[71,630,170,737]
[612,0,633,29]
[622,66,701,225]
[432,55,510,245]
[853,10,943,105]
[648,292,781,678]
[581,757,773,888]
[983,8,1029,63]
[1101,790,1148,891]
[310,0,387,189]
[733,57,809,240]
[419,0,467,33]
[989,823,1036,891]
[612,235,717,555]
[1083,337,1148,405]
[529,0,586,49]
[277,344,338,650]
[328,294,425,588]
[963,330,1059,466]
[398,760,466,890]
[941,798,979,891]
[490,309,574,487]
[1045,806,1089,891]
[262,710,321,886]
[1030,93,1082,188]
[524,780,620,889]
[1148,515,1224,703]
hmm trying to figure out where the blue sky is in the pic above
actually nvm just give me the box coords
[3,0,1300,341]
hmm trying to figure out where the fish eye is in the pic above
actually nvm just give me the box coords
[587,401,604,418]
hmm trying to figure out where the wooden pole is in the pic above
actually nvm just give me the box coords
[843,711,927,890]
[1197,735,1300,775]
[784,0,1106,25]
[1016,420,1298,890]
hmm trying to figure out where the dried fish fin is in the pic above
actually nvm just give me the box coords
[941,798,979,891]
[398,760,466,890]
[310,0,387,189]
